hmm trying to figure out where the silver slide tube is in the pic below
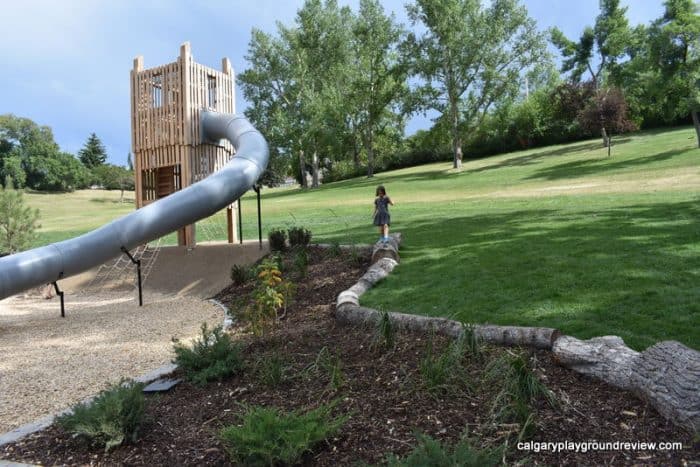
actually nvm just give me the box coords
[0,112,268,300]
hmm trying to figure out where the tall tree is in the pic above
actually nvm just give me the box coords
[405,0,547,168]
[78,133,107,168]
[240,26,307,187]
[648,0,700,146]
[241,0,355,188]
[294,0,354,187]
[550,0,631,145]
[350,0,407,177]
[0,176,40,255]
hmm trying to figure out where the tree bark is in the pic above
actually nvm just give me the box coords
[553,336,700,431]
[298,149,307,189]
[692,110,700,149]
[450,97,462,169]
[311,150,319,188]
[601,125,610,148]
[353,137,360,172]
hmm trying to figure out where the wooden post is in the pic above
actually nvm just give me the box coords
[226,206,235,244]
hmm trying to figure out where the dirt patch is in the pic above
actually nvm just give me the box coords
[1,247,697,465]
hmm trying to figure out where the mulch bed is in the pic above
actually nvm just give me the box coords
[2,246,697,466]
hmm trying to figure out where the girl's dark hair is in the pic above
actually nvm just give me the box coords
[375,185,386,196]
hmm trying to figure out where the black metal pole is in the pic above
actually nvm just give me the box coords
[121,247,143,306]
[237,198,243,245]
[52,281,65,318]
[254,185,262,249]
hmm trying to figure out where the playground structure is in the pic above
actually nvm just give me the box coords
[132,42,238,247]
[0,43,269,302]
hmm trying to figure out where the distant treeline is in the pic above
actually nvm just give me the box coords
[240,0,699,185]
[0,114,133,192]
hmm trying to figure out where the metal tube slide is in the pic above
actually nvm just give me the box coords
[0,112,269,300]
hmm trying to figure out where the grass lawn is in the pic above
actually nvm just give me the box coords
[24,126,699,350]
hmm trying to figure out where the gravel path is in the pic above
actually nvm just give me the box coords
[0,290,223,434]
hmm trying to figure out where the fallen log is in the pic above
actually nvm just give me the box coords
[553,336,700,431]
[371,233,401,263]
[335,305,559,350]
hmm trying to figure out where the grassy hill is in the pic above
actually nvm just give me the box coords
[24,126,699,350]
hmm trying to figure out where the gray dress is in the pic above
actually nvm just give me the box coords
[373,196,391,226]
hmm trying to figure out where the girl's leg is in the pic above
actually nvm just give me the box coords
[383,225,389,238]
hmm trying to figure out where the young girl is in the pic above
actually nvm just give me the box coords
[373,185,394,243]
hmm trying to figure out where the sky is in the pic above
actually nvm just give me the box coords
[0,0,666,166]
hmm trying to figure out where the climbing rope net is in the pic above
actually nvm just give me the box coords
[79,238,163,294]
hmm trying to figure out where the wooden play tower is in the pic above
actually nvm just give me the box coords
[130,42,238,247]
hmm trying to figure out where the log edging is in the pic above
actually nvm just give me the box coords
[334,232,700,432]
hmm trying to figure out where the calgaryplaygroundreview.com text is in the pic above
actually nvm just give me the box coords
[517,440,685,454]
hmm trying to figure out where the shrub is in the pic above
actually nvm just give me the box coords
[385,434,503,467]
[0,176,40,255]
[287,226,312,248]
[173,323,243,385]
[230,264,251,285]
[56,379,145,451]
[243,258,294,335]
[219,402,348,466]
[268,228,287,251]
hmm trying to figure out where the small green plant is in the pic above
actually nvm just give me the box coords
[268,228,287,251]
[243,257,295,335]
[305,347,345,391]
[419,333,470,396]
[219,402,348,466]
[287,226,312,248]
[256,355,287,387]
[375,310,395,350]
[292,246,309,278]
[230,264,251,285]
[348,244,364,267]
[173,323,243,385]
[56,379,145,451]
[328,241,342,257]
[485,351,556,435]
[384,433,504,467]
[460,324,483,361]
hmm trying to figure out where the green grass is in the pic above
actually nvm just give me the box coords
[23,127,700,349]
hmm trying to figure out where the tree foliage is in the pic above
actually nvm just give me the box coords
[550,0,632,146]
[78,133,107,169]
[0,176,40,255]
[0,114,91,192]
[405,0,549,168]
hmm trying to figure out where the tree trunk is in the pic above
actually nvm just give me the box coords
[298,149,307,189]
[311,150,319,188]
[353,138,360,172]
[450,98,462,169]
[553,336,700,431]
[365,133,374,178]
[601,126,610,148]
[692,110,700,149]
